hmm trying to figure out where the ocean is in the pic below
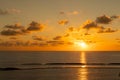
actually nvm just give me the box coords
[0,51,120,80]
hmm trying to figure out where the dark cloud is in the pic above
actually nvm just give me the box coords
[58,20,69,25]
[96,15,112,24]
[98,28,116,33]
[82,21,98,29]
[47,40,65,46]
[0,41,31,47]
[30,42,47,46]
[27,21,44,31]
[105,28,116,33]
[82,15,119,34]
[1,29,22,36]
[0,21,44,36]
[20,28,30,34]
[4,23,24,29]
[46,40,74,46]
[111,15,120,19]
[1,23,28,36]
[53,36,62,40]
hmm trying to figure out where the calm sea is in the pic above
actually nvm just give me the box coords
[0,51,120,80]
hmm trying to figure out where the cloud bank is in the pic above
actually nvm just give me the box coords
[1,21,44,36]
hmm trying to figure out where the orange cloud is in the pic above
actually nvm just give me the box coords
[32,36,46,41]
[9,37,18,40]
[64,33,70,37]
[68,27,75,32]
[53,36,62,40]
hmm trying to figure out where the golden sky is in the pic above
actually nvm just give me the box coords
[0,0,120,51]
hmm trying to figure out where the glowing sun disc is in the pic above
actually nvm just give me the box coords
[74,41,88,48]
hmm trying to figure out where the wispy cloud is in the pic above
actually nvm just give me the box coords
[60,11,79,15]
[0,8,21,15]
[58,20,69,25]
[32,36,46,41]
[9,8,21,14]
[0,9,9,15]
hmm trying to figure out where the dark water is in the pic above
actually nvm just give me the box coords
[0,51,120,80]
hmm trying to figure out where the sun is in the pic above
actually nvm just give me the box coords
[79,42,87,48]
[74,40,88,49]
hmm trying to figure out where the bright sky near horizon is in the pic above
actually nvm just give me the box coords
[0,0,120,51]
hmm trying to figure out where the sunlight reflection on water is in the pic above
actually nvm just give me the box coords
[78,52,88,80]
